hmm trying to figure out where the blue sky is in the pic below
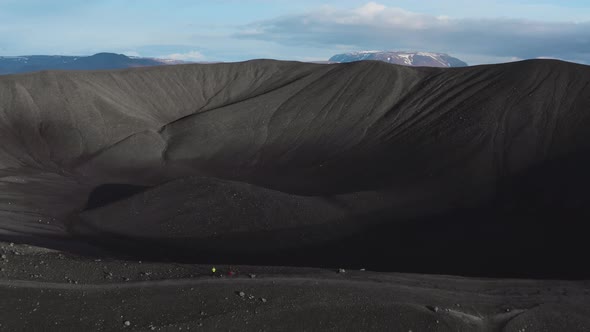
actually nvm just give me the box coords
[0,0,589,64]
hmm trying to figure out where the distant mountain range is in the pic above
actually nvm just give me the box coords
[329,51,468,67]
[0,51,469,75]
[0,52,190,75]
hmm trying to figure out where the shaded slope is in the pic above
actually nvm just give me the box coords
[0,59,589,276]
[73,176,350,248]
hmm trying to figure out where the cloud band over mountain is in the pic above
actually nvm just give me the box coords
[234,2,590,64]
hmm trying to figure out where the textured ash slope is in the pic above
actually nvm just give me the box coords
[0,59,589,276]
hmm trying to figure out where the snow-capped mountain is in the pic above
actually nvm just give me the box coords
[0,53,190,75]
[329,51,468,67]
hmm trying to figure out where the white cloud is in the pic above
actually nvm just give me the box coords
[356,2,386,17]
[163,50,206,61]
[234,1,590,65]
[122,51,141,57]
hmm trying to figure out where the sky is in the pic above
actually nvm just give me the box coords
[0,0,589,65]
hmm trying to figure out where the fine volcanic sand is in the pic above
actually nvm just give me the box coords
[0,59,590,330]
[1,242,589,331]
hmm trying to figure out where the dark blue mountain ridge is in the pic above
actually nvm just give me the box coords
[0,52,188,75]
